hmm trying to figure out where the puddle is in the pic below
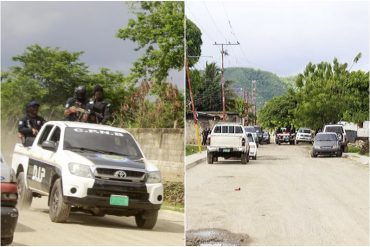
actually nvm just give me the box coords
[186,228,249,246]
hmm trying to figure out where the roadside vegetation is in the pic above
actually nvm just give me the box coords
[258,54,369,132]
[162,181,184,212]
[186,145,206,156]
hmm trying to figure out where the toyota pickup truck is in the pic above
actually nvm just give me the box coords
[12,121,163,229]
[207,123,250,164]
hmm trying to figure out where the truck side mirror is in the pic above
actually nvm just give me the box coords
[41,140,57,151]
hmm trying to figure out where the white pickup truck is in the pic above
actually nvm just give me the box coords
[12,121,163,229]
[207,123,250,164]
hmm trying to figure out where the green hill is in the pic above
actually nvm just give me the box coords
[224,67,292,109]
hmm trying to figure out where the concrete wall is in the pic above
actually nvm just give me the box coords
[128,128,184,182]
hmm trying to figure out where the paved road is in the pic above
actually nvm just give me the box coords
[12,197,184,246]
[186,144,369,245]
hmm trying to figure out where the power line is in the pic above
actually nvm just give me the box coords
[202,1,227,42]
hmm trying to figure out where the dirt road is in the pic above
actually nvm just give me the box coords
[186,144,369,245]
[12,197,184,245]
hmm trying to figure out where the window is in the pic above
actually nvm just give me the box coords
[214,126,221,133]
[221,126,228,133]
[37,125,53,145]
[235,126,243,133]
[228,126,235,133]
[49,127,61,150]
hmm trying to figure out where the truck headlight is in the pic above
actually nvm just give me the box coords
[147,171,161,183]
[313,145,320,149]
[68,163,93,178]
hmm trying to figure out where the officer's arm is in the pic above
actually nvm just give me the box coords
[18,118,32,136]
[102,104,112,124]
[64,99,75,117]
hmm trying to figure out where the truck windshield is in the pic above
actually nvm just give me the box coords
[63,127,143,159]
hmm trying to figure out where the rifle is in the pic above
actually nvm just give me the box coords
[70,106,104,123]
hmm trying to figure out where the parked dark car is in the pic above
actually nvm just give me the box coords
[1,154,18,246]
[311,132,342,158]
[262,131,270,144]
[254,126,263,144]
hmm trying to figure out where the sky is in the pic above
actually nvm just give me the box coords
[186,0,369,76]
[1,1,184,88]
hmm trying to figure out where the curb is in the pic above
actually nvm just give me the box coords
[343,153,369,165]
[186,156,207,170]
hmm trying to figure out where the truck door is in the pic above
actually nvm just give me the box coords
[27,125,60,194]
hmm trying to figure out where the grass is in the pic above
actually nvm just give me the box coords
[186,145,206,156]
[163,181,184,212]
[161,201,184,213]
[347,145,361,153]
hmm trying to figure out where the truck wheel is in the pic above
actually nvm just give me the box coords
[135,210,158,229]
[255,156,257,160]
[278,141,281,145]
[17,171,33,209]
[214,156,218,162]
[1,236,13,246]
[311,152,317,158]
[207,152,214,164]
[336,152,342,157]
[241,153,247,164]
[49,178,71,223]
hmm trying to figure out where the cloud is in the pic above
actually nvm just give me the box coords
[2,2,64,38]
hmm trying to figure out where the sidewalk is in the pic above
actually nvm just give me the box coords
[343,152,369,165]
[185,150,207,170]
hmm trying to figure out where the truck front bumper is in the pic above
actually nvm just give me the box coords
[63,178,162,215]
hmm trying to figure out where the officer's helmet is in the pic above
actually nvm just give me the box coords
[26,100,40,109]
[75,86,86,100]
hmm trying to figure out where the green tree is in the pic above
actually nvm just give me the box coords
[187,62,236,112]
[117,1,185,83]
[257,89,297,130]
[1,44,89,128]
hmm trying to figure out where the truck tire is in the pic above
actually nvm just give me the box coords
[1,236,13,246]
[336,152,342,157]
[207,152,214,164]
[17,171,33,209]
[49,178,71,223]
[241,153,247,164]
[135,210,158,229]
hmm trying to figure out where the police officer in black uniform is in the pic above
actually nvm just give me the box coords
[64,85,88,121]
[86,85,111,124]
[18,100,46,146]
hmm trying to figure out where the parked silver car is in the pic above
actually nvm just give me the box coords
[311,132,342,158]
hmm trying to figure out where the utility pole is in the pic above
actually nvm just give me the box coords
[214,41,240,121]
[186,57,202,153]
[252,80,257,125]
